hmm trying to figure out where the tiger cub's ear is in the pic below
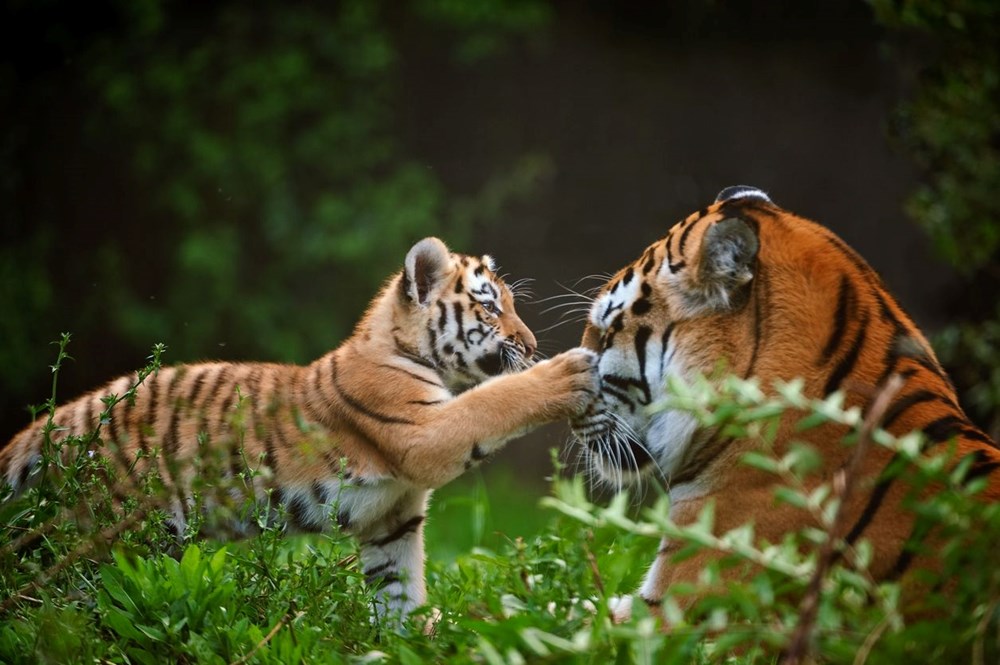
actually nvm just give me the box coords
[404,237,452,305]
[685,217,759,313]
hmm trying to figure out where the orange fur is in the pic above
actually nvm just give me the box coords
[571,187,998,623]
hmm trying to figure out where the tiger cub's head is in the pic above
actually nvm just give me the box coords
[394,237,536,392]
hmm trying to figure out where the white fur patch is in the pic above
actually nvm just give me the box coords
[589,275,641,330]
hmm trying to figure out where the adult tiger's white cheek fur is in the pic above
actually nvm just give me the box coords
[576,308,702,487]
[589,276,641,330]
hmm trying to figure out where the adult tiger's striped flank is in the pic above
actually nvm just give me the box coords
[1,236,598,625]
[570,186,998,623]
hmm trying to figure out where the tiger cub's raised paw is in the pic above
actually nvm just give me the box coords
[535,347,599,419]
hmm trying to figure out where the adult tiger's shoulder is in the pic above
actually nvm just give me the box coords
[570,186,998,621]
[1,236,598,625]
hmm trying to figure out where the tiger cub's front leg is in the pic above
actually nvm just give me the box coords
[393,348,599,489]
[356,490,430,625]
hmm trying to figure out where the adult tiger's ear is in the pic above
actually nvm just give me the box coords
[686,217,759,312]
[403,237,451,306]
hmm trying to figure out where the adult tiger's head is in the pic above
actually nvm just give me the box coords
[571,186,995,494]
[389,237,536,392]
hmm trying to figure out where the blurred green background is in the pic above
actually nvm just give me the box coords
[2,0,998,549]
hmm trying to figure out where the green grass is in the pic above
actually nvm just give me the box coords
[425,467,561,562]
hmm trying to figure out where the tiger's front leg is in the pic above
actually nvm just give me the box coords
[606,535,674,624]
[357,490,430,627]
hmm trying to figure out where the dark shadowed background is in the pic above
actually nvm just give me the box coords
[2,1,998,487]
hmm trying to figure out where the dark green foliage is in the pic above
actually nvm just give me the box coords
[0,0,552,419]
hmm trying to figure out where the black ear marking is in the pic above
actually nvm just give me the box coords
[403,237,451,305]
[715,185,772,204]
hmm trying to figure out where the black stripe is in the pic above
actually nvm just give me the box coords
[267,408,289,476]
[437,300,448,331]
[83,395,95,439]
[660,322,675,358]
[164,375,183,456]
[886,548,916,582]
[454,276,464,294]
[471,443,487,460]
[286,493,324,533]
[385,357,440,382]
[922,415,965,444]
[621,266,634,286]
[845,413,989,548]
[819,274,853,365]
[641,246,657,274]
[393,338,438,370]
[367,515,425,547]
[106,397,121,445]
[602,385,636,412]
[368,572,401,589]
[138,371,159,456]
[845,473,894,545]
[365,559,399,585]
[311,480,330,504]
[960,427,996,448]
[882,390,947,431]
[743,266,767,378]
[641,595,662,608]
[633,325,653,405]
[886,516,935,582]
[823,234,879,285]
[197,366,230,440]
[408,399,444,406]
[961,450,1000,484]
[243,367,264,438]
[160,368,186,490]
[186,368,211,415]
[331,357,416,425]
[823,312,869,396]
[105,386,134,475]
[426,324,444,367]
[631,282,652,315]
[677,216,700,256]
[453,302,466,344]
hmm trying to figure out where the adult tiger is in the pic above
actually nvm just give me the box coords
[570,186,998,622]
[1,237,598,625]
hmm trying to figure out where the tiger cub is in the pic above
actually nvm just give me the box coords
[570,187,998,622]
[1,237,598,624]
